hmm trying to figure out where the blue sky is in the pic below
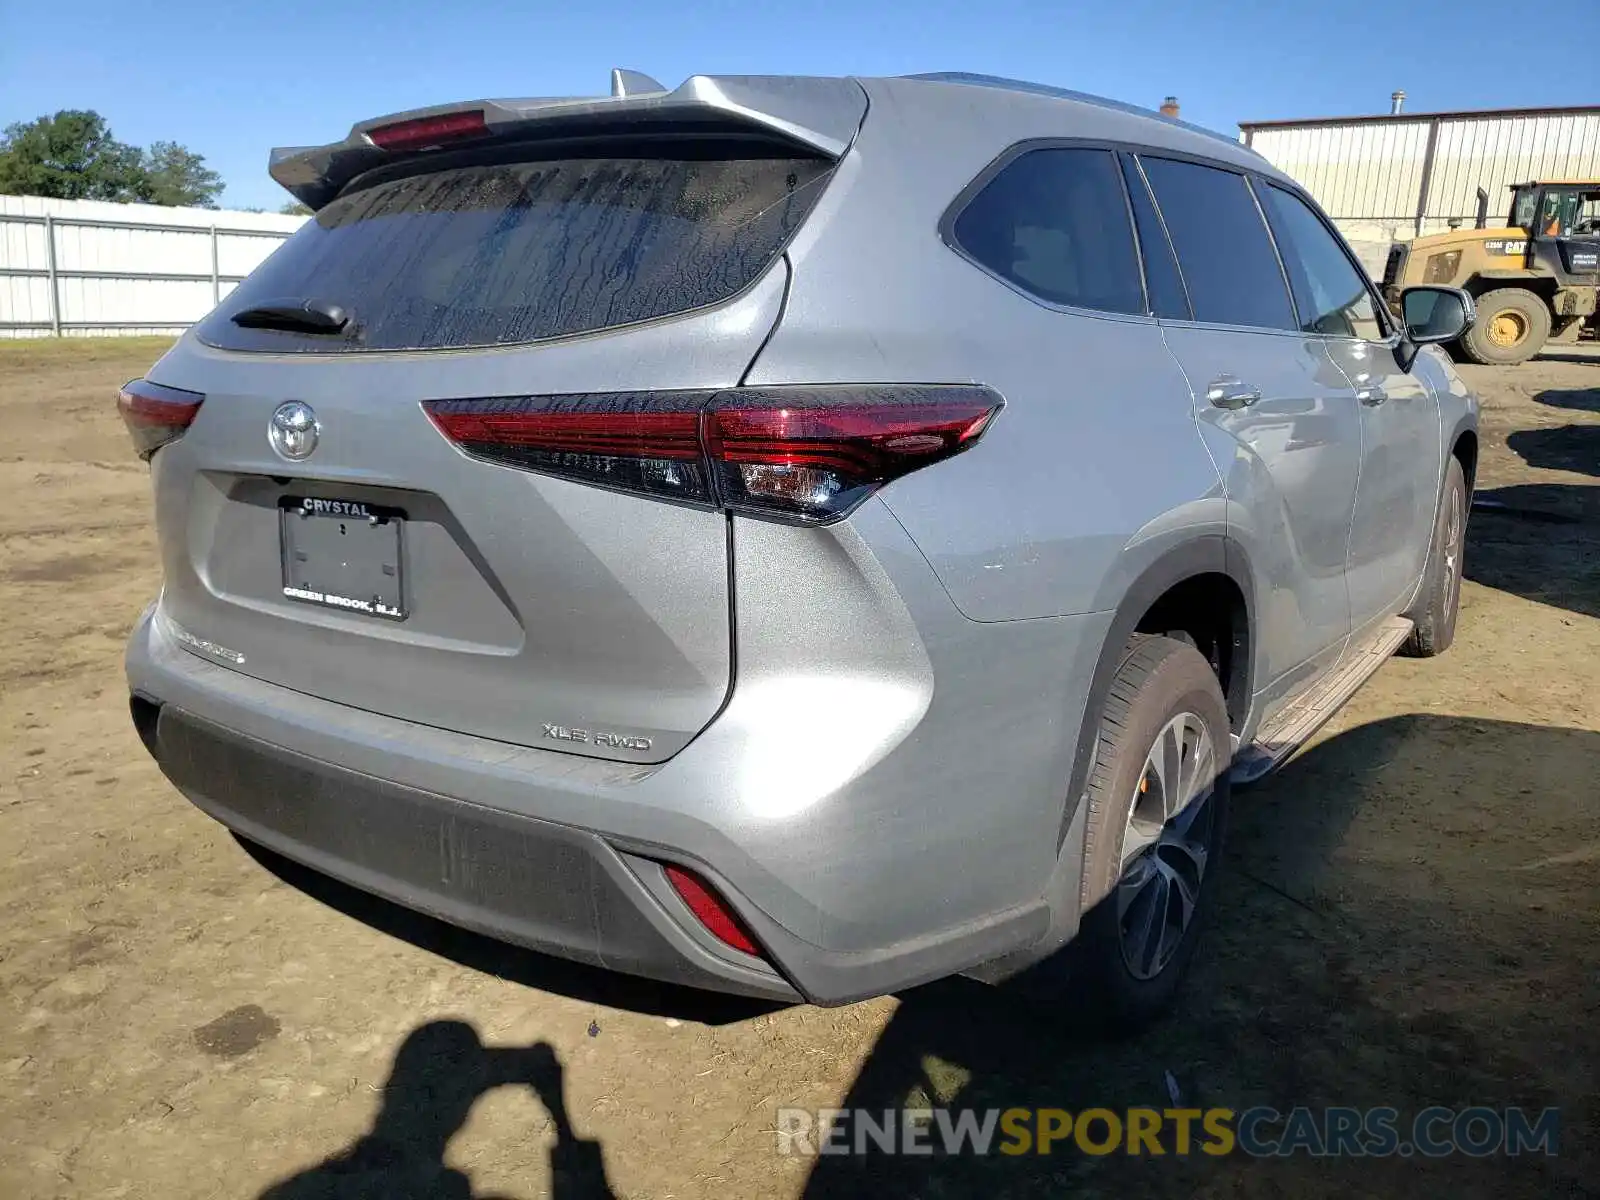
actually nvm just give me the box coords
[2,0,1590,212]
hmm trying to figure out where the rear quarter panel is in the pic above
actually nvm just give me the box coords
[751,77,1229,625]
[734,79,1230,939]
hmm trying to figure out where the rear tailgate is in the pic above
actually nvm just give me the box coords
[143,106,859,763]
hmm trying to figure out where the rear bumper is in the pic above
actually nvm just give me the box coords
[147,700,800,1001]
[126,572,1079,1003]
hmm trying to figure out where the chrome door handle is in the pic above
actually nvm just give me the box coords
[1205,376,1261,410]
[1356,386,1389,406]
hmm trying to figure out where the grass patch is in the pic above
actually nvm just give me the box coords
[0,336,178,368]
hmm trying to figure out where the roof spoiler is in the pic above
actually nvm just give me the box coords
[269,72,867,211]
[610,68,666,97]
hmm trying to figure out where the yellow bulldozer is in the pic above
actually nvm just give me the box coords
[1382,179,1599,364]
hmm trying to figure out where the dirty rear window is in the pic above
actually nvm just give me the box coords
[196,141,833,353]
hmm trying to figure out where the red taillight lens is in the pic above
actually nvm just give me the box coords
[117,378,204,460]
[423,385,1001,524]
[663,864,762,957]
[425,393,713,503]
[706,386,1000,522]
[367,110,489,151]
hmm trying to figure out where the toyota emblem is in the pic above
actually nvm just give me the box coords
[269,401,319,461]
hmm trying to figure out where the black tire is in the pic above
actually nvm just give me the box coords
[1070,635,1231,1033]
[1458,288,1550,365]
[1402,456,1467,657]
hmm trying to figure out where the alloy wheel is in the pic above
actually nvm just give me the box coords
[1443,482,1464,615]
[1116,712,1218,981]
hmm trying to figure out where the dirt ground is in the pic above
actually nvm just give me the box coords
[2,336,1597,1199]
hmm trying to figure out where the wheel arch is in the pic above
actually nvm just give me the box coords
[1058,535,1255,848]
[1464,274,1557,303]
[1450,425,1479,491]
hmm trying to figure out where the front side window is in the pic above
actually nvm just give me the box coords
[1260,184,1384,341]
[1537,187,1600,237]
[1139,156,1296,331]
[951,147,1144,316]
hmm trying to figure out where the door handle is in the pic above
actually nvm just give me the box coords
[1205,376,1262,410]
[1357,386,1389,406]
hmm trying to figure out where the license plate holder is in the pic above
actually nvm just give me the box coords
[279,497,406,620]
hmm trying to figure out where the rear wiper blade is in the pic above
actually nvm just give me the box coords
[230,297,350,335]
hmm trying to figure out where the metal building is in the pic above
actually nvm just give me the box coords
[1239,102,1600,274]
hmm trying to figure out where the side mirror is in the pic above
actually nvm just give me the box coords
[1396,286,1475,370]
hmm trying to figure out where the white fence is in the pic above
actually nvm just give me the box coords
[0,196,306,338]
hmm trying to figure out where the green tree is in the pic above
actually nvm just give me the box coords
[0,110,145,201]
[138,141,224,208]
[279,200,312,216]
[0,110,226,208]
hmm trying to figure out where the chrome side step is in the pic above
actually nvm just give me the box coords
[1230,616,1414,785]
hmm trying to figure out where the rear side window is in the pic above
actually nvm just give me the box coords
[951,148,1144,316]
[197,142,834,353]
[1139,157,1296,331]
[1120,155,1191,320]
[1259,184,1385,340]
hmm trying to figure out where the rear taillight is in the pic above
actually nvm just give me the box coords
[424,393,712,504]
[367,110,489,151]
[663,864,762,957]
[423,385,1001,524]
[117,379,204,460]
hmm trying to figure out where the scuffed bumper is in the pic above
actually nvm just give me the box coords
[126,579,1073,1004]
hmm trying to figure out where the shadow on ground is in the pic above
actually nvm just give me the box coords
[1507,425,1600,478]
[259,1019,616,1200]
[1533,383,1600,415]
[800,714,1600,1199]
[1530,351,1600,371]
[1468,481,1599,620]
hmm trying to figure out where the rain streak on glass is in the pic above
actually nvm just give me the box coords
[199,145,834,353]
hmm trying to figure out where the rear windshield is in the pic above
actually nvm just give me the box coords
[197,140,834,353]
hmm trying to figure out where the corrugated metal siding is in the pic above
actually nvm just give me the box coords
[1251,121,1432,223]
[1246,108,1600,249]
[1426,112,1600,232]
[0,195,304,337]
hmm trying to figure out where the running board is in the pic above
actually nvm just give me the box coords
[1230,616,1414,785]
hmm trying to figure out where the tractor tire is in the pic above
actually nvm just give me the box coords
[1459,288,1551,365]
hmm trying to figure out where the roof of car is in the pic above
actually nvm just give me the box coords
[903,72,1249,151]
[271,70,1272,210]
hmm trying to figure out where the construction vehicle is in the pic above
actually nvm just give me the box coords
[1382,180,1599,364]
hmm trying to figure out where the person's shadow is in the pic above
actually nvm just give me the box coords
[260,1020,616,1200]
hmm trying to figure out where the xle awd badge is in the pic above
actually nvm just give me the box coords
[543,723,653,752]
[269,401,319,461]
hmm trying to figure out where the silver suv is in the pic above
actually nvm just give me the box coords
[122,71,1479,1028]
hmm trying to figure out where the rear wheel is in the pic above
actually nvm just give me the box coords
[1459,288,1550,365]
[1072,635,1230,1032]
[1403,456,1468,657]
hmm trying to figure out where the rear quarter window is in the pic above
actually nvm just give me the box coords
[949,147,1145,316]
[197,141,834,353]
